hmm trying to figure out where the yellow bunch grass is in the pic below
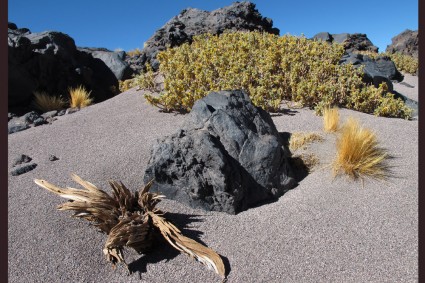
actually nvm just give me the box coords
[323,107,340,132]
[32,91,66,112]
[69,85,93,108]
[332,117,391,181]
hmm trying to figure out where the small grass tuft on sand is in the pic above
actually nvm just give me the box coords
[69,85,93,108]
[32,91,66,112]
[323,107,340,132]
[332,117,392,181]
[289,132,324,152]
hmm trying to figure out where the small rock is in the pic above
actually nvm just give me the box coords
[8,113,17,121]
[8,122,30,134]
[57,110,66,116]
[49,155,59,161]
[13,154,32,166]
[23,111,41,124]
[41,110,58,119]
[11,163,37,176]
[33,117,46,127]
[65,107,80,115]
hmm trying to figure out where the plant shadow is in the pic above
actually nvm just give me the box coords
[127,213,231,277]
[270,108,299,117]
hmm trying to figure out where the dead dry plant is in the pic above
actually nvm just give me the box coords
[332,117,392,182]
[34,174,225,279]
[289,132,324,152]
[323,107,340,132]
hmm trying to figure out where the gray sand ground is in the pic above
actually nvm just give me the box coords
[8,74,418,282]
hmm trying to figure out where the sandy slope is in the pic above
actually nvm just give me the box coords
[8,75,418,282]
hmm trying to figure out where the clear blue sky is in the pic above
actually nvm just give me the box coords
[8,0,418,53]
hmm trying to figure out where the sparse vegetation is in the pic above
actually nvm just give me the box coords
[32,91,66,112]
[134,31,412,119]
[332,117,391,181]
[323,107,340,132]
[69,85,93,108]
[289,132,324,152]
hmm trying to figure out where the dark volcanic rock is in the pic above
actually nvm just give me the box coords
[144,90,296,214]
[78,47,133,80]
[8,23,118,113]
[312,32,379,53]
[11,163,37,176]
[13,154,32,167]
[386,29,418,59]
[339,53,403,91]
[129,1,280,71]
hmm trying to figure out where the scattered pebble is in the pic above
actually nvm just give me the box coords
[10,163,37,176]
[49,155,59,161]
[13,154,32,166]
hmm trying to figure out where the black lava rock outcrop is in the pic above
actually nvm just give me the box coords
[144,90,296,214]
[312,32,379,53]
[339,53,403,92]
[78,47,133,81]
[8,23,119,114]
[127,1,280,72]
[386,29,418,59]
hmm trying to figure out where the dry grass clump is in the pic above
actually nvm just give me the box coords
[323,107,340,132]
[289,132,324,152]
[127,48,142,57]
[34,174,225,278]
[332,117,391,181]
[32,91,66,112]
[294,153,320,172]
[69,85,93,108]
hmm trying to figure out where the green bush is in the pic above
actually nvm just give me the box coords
[135,31,412,119]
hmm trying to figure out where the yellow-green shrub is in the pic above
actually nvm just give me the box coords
[135,31,412,118]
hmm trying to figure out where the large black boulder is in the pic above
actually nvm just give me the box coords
[78,47,134,81]
[128,1,280,72]
[339,53,403,92]
[8,23,118,114]
[144,90,296,214]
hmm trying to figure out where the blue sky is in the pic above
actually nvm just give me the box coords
[8,0,418,53]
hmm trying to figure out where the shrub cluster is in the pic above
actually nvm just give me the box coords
[135,31,412,119]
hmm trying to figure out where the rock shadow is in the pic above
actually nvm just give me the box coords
[279,132,310,183]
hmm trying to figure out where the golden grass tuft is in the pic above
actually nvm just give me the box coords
[289,132,324,152]
[332,117,391,181]
[323,107,340,132]
[32,91,66,112]
[69,85,93,108]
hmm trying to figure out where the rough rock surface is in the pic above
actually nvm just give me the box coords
[312,32,379,53]
[8,23,118,114]
[127,1,280,72]
[386,29,418,58]
[78,47,133,81]
[339,53,403,91]
[144,90,296,214]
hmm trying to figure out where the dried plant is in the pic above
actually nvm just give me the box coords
[323,107,340,132]
[332,118,392,182]
[69,85,93,108]
[34,174,225,278]
[32,91,66,112]
[289,132,323,152]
